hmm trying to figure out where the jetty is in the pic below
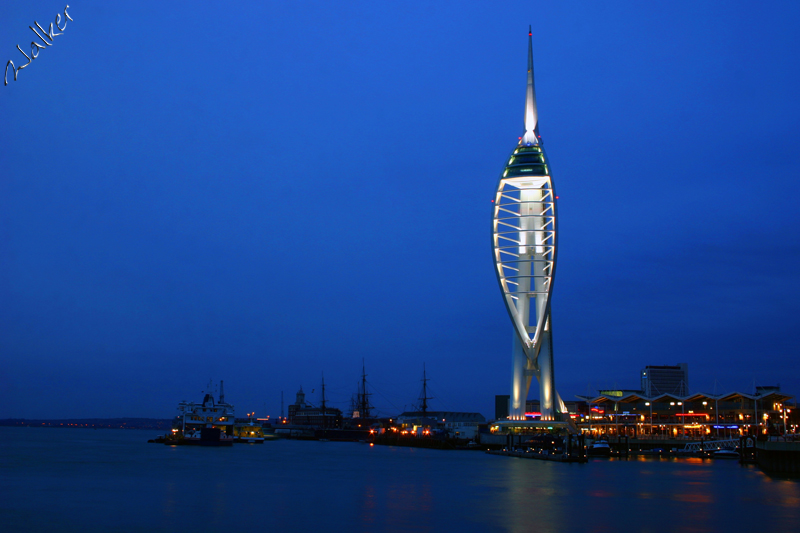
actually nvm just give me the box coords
[740,437,800,475]
[487,449,587,463]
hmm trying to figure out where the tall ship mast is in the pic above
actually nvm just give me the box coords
[418,364,432,416]
[320,374,327,430]
[358,359,373,419]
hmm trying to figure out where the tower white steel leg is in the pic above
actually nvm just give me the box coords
[510,333,527,420]
[538,322,555,419]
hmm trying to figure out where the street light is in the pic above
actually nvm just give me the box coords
[645,402,653,438]
[754,393,760,436]
[702,401,708,438]
[677,402,684,438]
[670,402,676,438]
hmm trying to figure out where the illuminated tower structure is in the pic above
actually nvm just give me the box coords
[492,28,567,422]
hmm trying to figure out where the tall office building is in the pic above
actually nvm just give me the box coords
[641,364,689,396]
[491,28,565,421]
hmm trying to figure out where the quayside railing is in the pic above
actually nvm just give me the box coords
[681,438,739,452]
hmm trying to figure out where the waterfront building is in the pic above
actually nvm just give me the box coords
[491,28,567,424]
[576,388,795,439]
[641,364,688,396]
[286,387,307,420]
[525,399,589,420]
[396,411,486,440]
[288,407,342,429]
[495,395,511,420]
[287,387,343,429]
[390,366,485,438]
[597,389,643,398]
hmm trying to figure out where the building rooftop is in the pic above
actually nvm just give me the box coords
[397,411,486,423]
[577,390,794,405]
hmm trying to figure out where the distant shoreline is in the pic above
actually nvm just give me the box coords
[0,418,172,430]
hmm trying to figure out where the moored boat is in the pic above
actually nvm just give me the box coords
[588,440,612,457]
[165,381,235,446]
[713,448,739,459]
[233,416,265,443]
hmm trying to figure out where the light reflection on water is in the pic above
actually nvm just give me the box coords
[1,428,799,532]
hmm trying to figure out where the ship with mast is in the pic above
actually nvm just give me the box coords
[375,365,486,449]
[166,380,235,446]
[277,363,385,441]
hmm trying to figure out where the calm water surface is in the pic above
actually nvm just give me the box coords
[1,427,798,532]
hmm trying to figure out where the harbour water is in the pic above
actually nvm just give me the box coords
[2,427,799,532]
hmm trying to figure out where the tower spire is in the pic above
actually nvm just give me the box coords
[523,25,539,146]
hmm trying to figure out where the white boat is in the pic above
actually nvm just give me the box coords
[167,381,235,446]
[588,440,611,457]
[713,448,739,459]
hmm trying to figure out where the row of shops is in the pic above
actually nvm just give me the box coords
[489,390,796,439]
[576,390,796,439]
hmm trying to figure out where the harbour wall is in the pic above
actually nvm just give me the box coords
[755,441,800,475]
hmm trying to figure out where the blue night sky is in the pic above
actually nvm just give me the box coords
[2,2,799,419]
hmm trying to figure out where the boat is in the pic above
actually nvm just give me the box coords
[713,448,739,459]
[233,416,266,443]
[165,381,235,446]
[587,440,612,457]
[181,427,234,446]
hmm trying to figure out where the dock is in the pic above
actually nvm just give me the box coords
[487,449,587,463]
[749,439,800,475]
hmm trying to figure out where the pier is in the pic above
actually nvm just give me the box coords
[487,449,588,463]
[749,438,800,475]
